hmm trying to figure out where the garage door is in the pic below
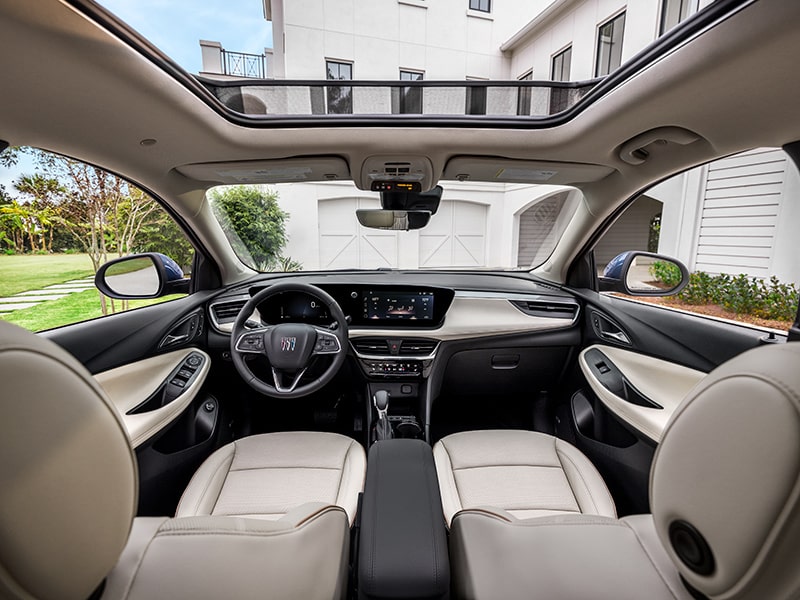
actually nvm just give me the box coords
[419,200,487,267]
[318,198,399,269]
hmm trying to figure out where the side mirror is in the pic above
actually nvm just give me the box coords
[598,251,689,296]
[95,253,190,299]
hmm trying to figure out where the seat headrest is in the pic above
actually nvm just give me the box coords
[652,342,800,599]
[0,322,137,600]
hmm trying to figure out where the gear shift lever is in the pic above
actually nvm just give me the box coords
[373,390,393,441]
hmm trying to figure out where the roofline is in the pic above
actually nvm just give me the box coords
[500,0,581,53]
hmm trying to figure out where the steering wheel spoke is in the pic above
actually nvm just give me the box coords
[312,327,343,356]
[234,326,272,354]
[271,367,309,394]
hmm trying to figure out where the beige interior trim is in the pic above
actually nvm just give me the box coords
[95,349,211,448]
[350,296,575,341]
[579,344,705,443]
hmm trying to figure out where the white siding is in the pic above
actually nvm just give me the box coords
[694,149,786,276]
[594,195,662,268]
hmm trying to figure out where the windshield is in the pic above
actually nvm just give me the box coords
[207,182,581,272]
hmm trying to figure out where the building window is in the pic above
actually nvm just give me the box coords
[469,0,490,13]
[551,46,572,82]
[466,78,487,115]
[595,12,626,77]
[396,70,423,114]
[326,60,352,114]
[516,71,533,116]
[660,0,694,35]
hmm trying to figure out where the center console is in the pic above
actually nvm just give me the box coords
[356,439,450,600]
[351,337,440,442]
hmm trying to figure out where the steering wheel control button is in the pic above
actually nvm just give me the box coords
[314,332,341,354]
[237,333,265,352]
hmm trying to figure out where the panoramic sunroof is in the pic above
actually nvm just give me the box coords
[197,78,600,119]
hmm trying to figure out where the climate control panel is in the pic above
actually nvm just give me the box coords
[363,360,423,377]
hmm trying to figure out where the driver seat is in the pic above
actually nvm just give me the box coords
[0,321,365,600]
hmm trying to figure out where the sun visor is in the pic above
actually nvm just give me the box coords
[442,157,613,185]
[176,156,351,184]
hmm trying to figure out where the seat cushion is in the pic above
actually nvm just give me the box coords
[105,505,350,600]
[433,430,616,526]
[176,431,366,525]
[449,510,690,600]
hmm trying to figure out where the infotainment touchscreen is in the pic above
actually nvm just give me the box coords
[363,290,434,321]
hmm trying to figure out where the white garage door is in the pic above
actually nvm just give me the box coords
[318,198,399,269]
[419,200,487,268]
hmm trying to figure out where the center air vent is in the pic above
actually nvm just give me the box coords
[399,339,438,356]
[352,338,390,356]
[510,300,578,320]
[353,337,439,357]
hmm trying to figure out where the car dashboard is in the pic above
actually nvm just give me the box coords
[204,271,582,443]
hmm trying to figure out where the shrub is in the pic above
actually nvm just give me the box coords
[649,260,682,288]
[678,271,799,322]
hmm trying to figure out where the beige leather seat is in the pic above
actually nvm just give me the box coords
[177,431,365,525]
[0,321,365,600]
[433,429,616,526]
[446,342,800,600]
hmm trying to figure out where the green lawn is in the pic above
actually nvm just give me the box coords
[0,253,95,297]
[1,289,183,332]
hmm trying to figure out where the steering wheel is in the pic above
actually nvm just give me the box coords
[230,281,349,398]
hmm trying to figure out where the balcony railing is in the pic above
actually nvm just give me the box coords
[197,78,602,119]
[221,50,266,79]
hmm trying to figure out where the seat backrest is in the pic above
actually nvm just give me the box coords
[0,322,137,600]
[651,342,800,599]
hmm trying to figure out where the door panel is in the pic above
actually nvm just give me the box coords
[578,344,705,443]
[39,291,224,516]
[41,292,215,373]
[578,291,768,372]
[564,288,778,514]
[95,348,211,449]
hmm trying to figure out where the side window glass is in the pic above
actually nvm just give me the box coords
[595,148,799,332]
[0,146,194,332]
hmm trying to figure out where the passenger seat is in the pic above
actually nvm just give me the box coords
[433,429,615,526]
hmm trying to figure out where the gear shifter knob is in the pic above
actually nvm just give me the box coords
[374,390,389,412]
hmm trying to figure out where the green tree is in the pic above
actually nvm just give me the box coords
[135,212,195,269]
[209,186,290,271]
[14,174,65,252]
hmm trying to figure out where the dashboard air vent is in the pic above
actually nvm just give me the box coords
[352,338,390,356]
[210,300,247,325]
[510,300,578,320]
[399,339,438,356]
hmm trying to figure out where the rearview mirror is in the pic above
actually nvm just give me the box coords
[95,252,190,299]
[598,251,689,296]
[356,209,432,231]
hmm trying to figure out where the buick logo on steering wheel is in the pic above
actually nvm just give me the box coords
[280,336,297,352]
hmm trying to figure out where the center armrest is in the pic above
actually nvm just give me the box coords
[357,439,450,600]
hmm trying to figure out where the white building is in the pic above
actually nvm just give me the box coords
[200,0,800,285]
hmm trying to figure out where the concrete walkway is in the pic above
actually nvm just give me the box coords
[0,276,96,315]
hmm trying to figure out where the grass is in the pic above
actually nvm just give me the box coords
[0,289,184,332]
[0,253,94,297]
[0,252,184,331]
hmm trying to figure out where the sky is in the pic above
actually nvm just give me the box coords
[1,0,272,195]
